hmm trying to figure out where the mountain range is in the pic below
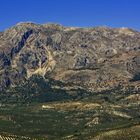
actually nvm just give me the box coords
[0,23,140,139]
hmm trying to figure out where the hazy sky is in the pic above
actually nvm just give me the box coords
[0,0,140,31]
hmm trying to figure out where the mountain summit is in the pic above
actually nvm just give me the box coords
[0,22,140,92]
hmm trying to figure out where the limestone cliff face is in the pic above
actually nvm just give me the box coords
[0,22,140,91]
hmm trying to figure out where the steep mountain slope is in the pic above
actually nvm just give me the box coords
[0,22,140,93]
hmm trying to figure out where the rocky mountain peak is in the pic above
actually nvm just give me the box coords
[0,22,140,92]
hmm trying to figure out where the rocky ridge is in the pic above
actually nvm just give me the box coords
[0,22,140,93]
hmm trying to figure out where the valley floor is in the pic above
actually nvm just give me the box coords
[0,99,140,140]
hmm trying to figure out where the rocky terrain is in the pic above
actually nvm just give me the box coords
[0,22,140,92]
[0,22,140,139]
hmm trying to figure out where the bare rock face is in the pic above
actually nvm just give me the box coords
[0,22,140,92]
